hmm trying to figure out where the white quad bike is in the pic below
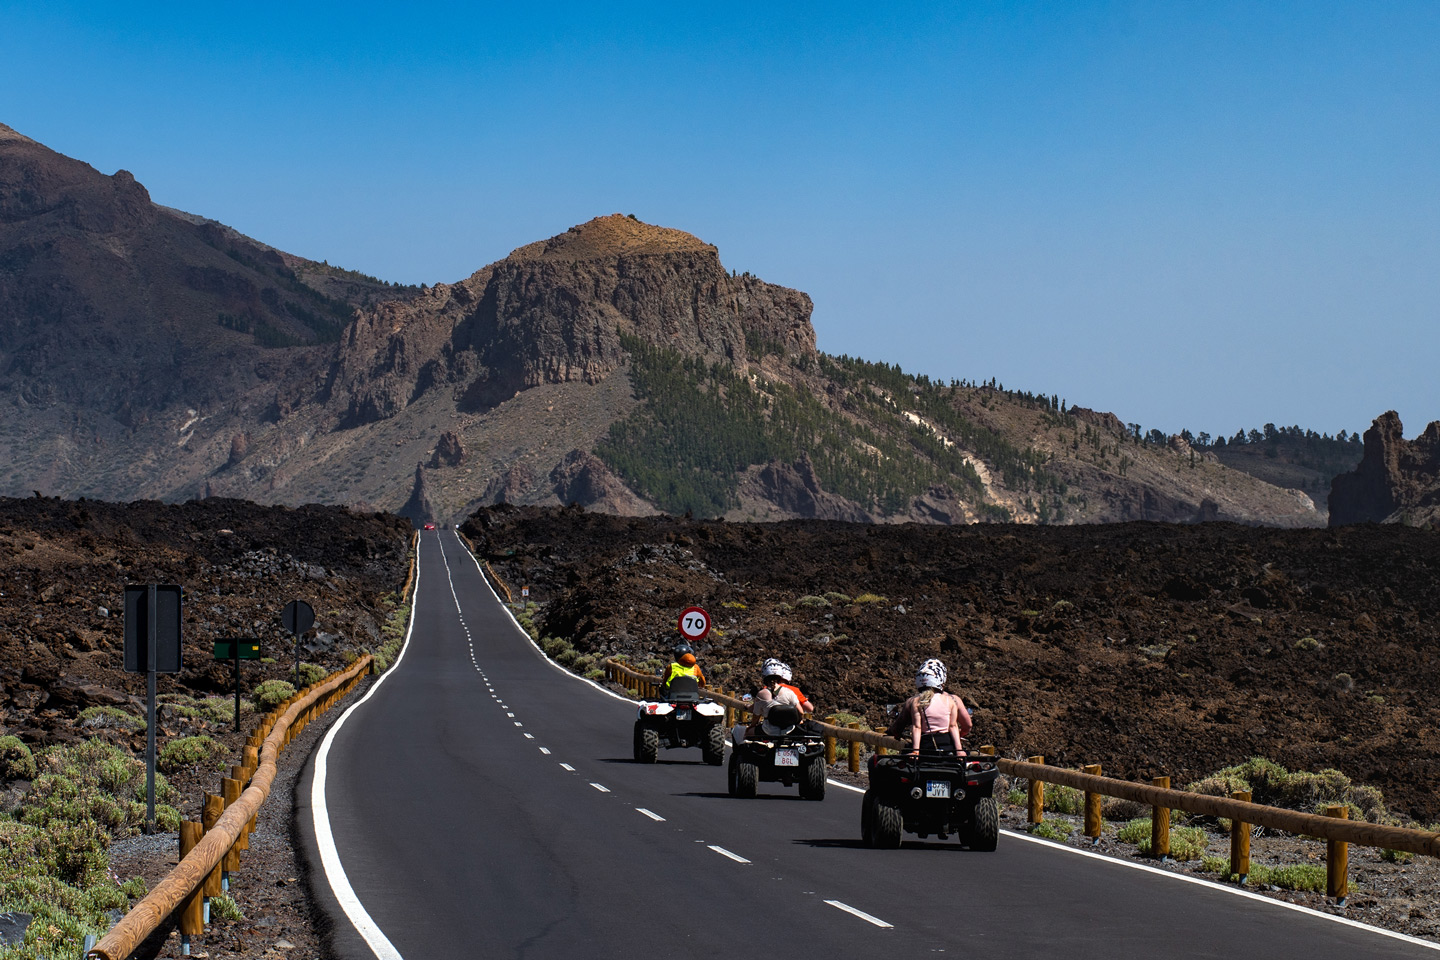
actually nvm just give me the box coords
[633,675,727,765]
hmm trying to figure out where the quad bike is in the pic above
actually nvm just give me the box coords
[633,675,726,765]
[727,702,827,801]
[861,747,1001,850]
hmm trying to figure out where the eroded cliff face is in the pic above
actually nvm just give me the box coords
[1329,412,1440,527]
[325,214,816,426]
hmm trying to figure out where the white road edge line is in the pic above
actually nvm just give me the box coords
[590,782,610,792]
[1001,828,1440,951]
[824,900,893,929]
[310,533,425,960]
[708,845,750,863]
[637,808,665,821]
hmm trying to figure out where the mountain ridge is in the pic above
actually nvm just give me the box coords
[0,123,1335,527]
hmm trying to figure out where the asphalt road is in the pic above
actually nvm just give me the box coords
[306,529,1440,959]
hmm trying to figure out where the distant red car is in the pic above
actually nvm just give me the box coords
[423,523,436,530]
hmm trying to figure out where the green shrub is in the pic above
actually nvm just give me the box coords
[1248,862,1326,892]
[0,735,37,780]
[153,804,181,833]
[1199,855,1231,875]
[823,592,853,605]
[1031,819,1073,840]
[852,593,887,604]
[295,662,328,687]
[795,595,830,608]
[1044,782,1084,816]
[1211,758,1289,805]
[130,772,178,806]
[1185,773,1252,798]
[1116,819,1208,860]
[76,706,146,733]
[721,601,747,609]
[210,894,245,922]
[157,736,227,774]
[1380,847,1414,864]
[1005,788,1027,806]
[1280,768,1352,810]
[196,698,254,726]
[253,680,297,710]
[584,668,606,681]
[1294,636,1322,651]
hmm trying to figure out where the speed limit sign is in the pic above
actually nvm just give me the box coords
[677,606,710,642]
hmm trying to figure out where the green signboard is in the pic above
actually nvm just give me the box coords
[213,641,261,660]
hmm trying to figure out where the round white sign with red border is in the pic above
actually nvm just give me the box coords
[677,606,710,641]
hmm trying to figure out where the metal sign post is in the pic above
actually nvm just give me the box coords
[281,600,315,685]
[124,584,182,829]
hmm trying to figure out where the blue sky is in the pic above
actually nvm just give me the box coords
[2,1,1436,440]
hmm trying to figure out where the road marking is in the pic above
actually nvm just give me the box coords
[708,845,750,863]
[513,721,523,727]
[637,808,665,821]
[523,733,534,739]
[590,782,610,793]
[506,712,514,717]
[560,763,575,771]
[823,903,887,926]
[538,747,551,755]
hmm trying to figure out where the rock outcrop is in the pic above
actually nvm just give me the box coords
[548,450,656,516]
[481,463,537,505]
[741,455,870,522]
[429,430,464,468]
[1329,412,1440,526]
[326,214,817,425]
[396,463,435,527]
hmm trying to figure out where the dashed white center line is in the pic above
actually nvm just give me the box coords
[636,808,665,822]
[538,747,551,755]
[506,712,515,718]
[560,763,576,771]
[824,901,893,928]
[523,733,534,739]
[513,721,523,727]
[590,783,610,793]
[707,845,750,864]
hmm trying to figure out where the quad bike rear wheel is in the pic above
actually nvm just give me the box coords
[969,797,999,851]
[799,756,826,800]
[873,796,903,849]
[633,723,659,764]
[736,759,759,799]
[702,722,726,766]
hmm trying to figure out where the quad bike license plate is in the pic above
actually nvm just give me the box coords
[676,709,691,720]
[925,780,952,799]
[776,747,800,767]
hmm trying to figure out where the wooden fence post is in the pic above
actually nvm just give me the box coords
[1326,805,1349,900]
[825,735,837,765]
[1151,776,1171,858]
[1083,764,1102,839]
[201,794,224,917]
[1230,790,1251,882]
[178,821,204,954]
[979,744,995,756]
[848,723,862,774]
[1027,756,1045,824]
[221,777,243,880]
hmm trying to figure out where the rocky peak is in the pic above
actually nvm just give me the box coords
[396,463,435,527]
[1329,412,1440,526]
[328,214,817,425]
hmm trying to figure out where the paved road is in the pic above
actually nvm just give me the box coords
[306,530,1440,959]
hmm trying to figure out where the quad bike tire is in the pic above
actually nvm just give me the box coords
[736,759,759,799]
[702,722,726,766]
[634,724,659,764]
[969,797,999,851]
[873,796,903,849]
[861,790,877,846]
[799,756,826,800]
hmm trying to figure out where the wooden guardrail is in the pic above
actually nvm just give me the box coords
[87,655,374,960]
[601,658,1440,898]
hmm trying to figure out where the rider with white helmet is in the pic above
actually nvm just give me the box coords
[733,657,815,744]
[898,658,971,755]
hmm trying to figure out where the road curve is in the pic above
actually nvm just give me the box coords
[303,530,1440,959]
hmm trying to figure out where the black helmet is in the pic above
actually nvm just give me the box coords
[673,641,695,658]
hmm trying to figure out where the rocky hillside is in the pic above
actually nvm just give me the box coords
[1330,412,1440,527]
[0,123,1327,527]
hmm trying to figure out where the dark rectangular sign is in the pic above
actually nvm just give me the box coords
[123,584,183,674]
[213,641,261,660]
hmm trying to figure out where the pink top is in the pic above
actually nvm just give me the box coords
[916,696,952,734]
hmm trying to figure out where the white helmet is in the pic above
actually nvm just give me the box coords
[916,658,947,690]
[761,658,792,682]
